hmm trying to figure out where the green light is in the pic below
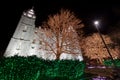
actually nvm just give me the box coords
[0,56,85,80]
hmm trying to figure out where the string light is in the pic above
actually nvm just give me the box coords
[0,56,85,79]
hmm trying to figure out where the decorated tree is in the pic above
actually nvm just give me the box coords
[80,33,119,64]
[35,9,84,60]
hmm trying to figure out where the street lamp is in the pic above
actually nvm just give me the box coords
[93,21,120,79]
[94,20,114,62]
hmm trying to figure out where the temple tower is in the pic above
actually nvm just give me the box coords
[4,8,40,57]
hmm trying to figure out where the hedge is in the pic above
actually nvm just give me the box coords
[0,55,85,80]
[104,59,120,67]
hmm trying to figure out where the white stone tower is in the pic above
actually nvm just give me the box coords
[4,8,39,57]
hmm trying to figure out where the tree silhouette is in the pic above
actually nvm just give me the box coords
[108,24,120,58]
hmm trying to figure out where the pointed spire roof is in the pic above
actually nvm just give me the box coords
[23,7,36,19]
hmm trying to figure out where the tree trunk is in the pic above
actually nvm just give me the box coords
[56,34,61,60]
[98,58,103,64]
[56,53,61,60]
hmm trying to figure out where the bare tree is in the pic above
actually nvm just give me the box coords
[35,9,84,60]
[80,33,119,64]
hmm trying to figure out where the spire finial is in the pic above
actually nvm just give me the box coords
[23,7,36,19]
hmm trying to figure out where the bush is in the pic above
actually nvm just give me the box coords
[104,59,120,67]
[0,55,85,80]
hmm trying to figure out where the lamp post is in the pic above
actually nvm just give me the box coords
[94,21,120,79]
[94,21,114,62]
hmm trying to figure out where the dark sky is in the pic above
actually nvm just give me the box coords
[1,0,120,51]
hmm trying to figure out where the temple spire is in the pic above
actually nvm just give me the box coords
[23,7,36,19]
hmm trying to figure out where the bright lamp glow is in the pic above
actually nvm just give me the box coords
[94,21,99,25]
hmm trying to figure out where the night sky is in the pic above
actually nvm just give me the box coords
[1,0,120,52]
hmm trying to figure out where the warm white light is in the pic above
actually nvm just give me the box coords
[94,21,99,25]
